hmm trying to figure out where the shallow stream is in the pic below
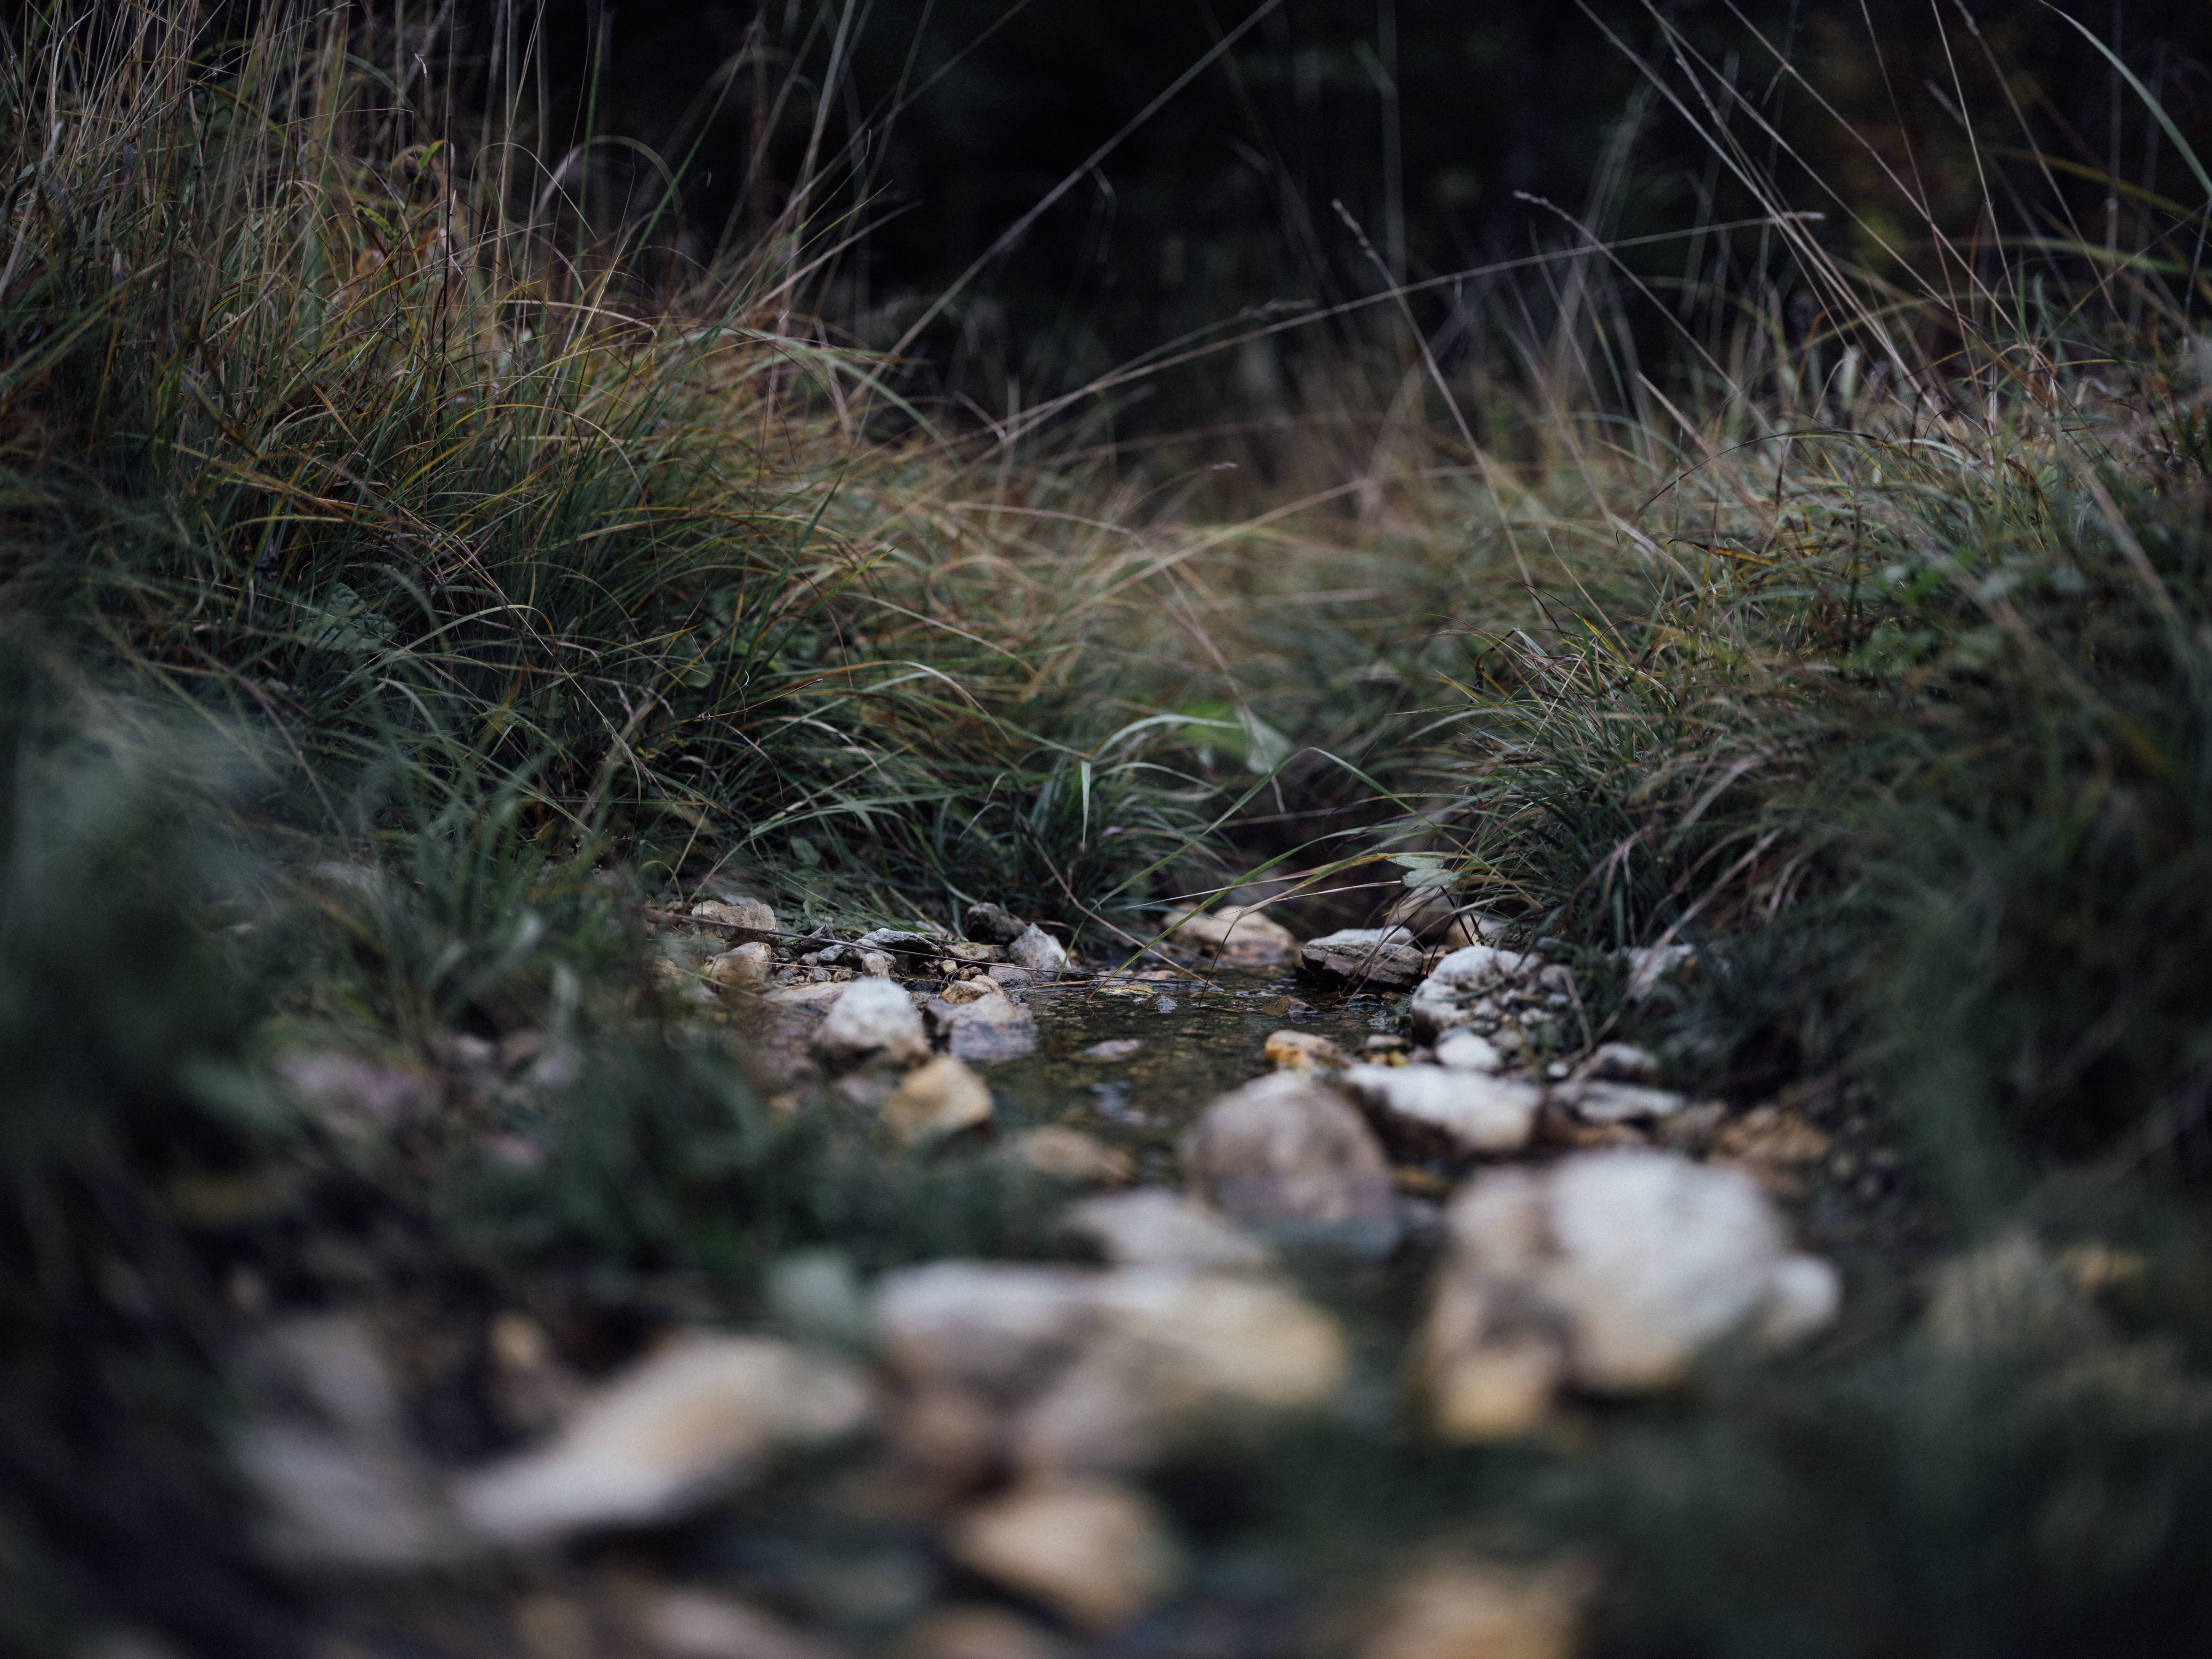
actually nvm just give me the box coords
[982,967,1402,1178]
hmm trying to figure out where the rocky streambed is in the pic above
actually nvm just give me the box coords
[240,893,1954,1659]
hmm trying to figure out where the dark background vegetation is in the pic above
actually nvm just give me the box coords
[501,0,2210,429]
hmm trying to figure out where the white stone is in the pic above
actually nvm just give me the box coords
[1066,1189,1275,1273]
[1561,1080,1686,1124]
[814,979,928,1065]
[764,980,848,1006]
[1584,1041,1660,1082]
[1408,944,1544,1041]
[1431,1031,1504,1073]
[1415,1152,1841,1426]
[1761,1254,1844,1344]
[1178,1072,1397,1240]
[1485,1152,1832,1392]
[452,1336,869,1545]
[873,1263,1105,1394]
[1005,925,1070,974]
[873,1260,1346,1475]
[1343,1064,1542,1156]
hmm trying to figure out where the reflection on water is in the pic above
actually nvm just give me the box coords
[980,968,1397,1181]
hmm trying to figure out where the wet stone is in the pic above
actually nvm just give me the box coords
[923,994,1039,1062]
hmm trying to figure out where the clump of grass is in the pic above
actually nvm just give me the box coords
[0,1,1220,937]
[1104,10,2212,1194]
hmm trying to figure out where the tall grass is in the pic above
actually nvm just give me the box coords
[1083,7,2212,1197]
[0,1,1219,935]
[7,2,2212,1654]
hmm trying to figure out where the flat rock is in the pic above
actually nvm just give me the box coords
[1005,924,1070,975]
[452,1335,869,1545]
[947,1479,1182,1631]
[1066,1189,1274,1273]
[1297,927,1425,990]
[1178,1073,1397,1245]
[1343,1064,1542,1157]
[1556,1079,1686,1125]
[882,1055,994,1145]
[1408,944,1546,1041]
[923,994,1038,1062]
[1162,904,1298,966]
[814,980,929,1066]
[1417,1151,1840,1428]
